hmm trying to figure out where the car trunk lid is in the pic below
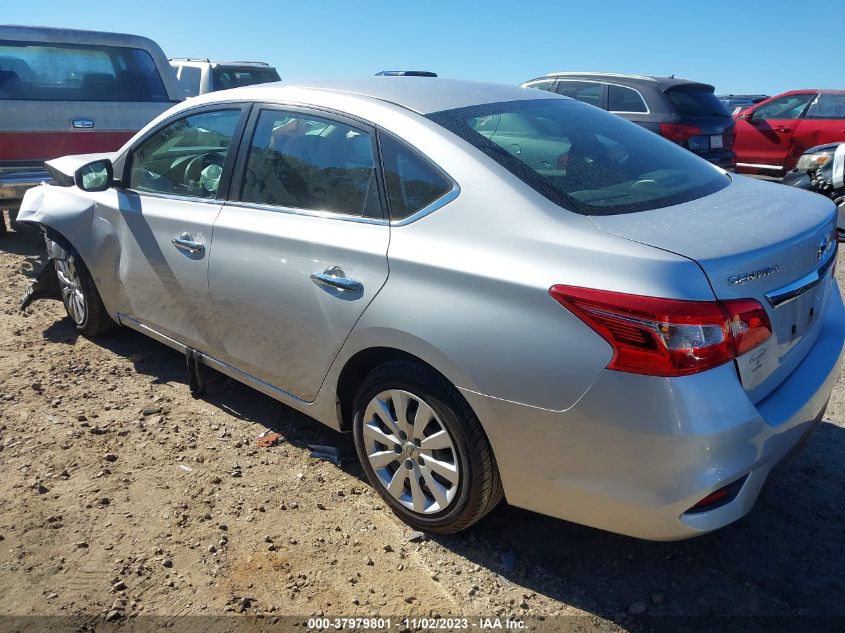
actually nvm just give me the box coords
[590,175,838,403]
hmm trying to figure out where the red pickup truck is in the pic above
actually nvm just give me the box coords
[0,25,184,231]
[734,89,845,176]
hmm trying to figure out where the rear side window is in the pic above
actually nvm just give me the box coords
[212,67,280,91]
[554,81,602,108]
[608,85,647,113]
[0,40,170,102]
[239,109,379,217]
[805,93,845,120]
[665,86,730,117]
[177,66,202,97]
[379,133,452,221]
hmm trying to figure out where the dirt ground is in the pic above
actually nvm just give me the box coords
[0,215,843,632]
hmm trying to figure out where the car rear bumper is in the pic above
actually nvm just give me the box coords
[0,168,52,207]
[462,285,845,541]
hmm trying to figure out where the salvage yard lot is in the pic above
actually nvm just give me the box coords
[0,220,843,630]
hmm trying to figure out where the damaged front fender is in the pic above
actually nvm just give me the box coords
[17,184,98,259]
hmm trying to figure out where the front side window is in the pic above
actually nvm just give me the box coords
[0,40,170,102]
[608,85,647,113]
[239,109,379,217]
[129,109,242,198]
[805,93,845,120]
[379,133,452,220]
[554,81,602,108]
[752,94,815,120]
[428,99,729,215]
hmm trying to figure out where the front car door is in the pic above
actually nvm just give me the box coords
[207,105,389,401]
[91,105,247,351]
[734,92,816,174]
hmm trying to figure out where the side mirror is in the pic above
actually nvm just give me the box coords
[739,109,754,121]
[74,159,114,192]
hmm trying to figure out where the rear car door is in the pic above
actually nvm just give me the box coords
[208,105,389,401]
[800,92,845,148]
[734,92,816,173]
[92,105,248,351]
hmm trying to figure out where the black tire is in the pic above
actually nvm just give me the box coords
[54,253,115,337]
[352,360,503,534]
[0,210,7,235]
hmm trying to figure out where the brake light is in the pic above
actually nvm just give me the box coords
[549,286,772,377]
[659,122,701,144]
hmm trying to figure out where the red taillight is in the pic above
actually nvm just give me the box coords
[659,122,701,144]
[549,286,772,377]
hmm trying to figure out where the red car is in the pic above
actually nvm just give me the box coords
[734,89,845,176]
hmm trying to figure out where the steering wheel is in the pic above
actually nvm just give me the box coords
[183,152,225,193]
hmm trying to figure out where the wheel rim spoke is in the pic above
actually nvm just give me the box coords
[420,464,450,509]
[386,467,407,498]
[362,388,460,515]
[369,449,398,469]
[371,398,403,438]
[421,454,459,485]
[412,401,434,440]
[409,466,426,512]
[363,420,399,448]
[420,429,451,451]
[391,391,411,437]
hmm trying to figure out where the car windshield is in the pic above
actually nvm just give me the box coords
[427,99,730,215]
[0,40,170,102]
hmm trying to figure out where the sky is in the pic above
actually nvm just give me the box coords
[4,0,842,96]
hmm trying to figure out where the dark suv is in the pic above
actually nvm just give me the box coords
[521,72,735,169]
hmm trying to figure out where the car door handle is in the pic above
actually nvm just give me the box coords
[310,267,363,292]
[172,237,205,255]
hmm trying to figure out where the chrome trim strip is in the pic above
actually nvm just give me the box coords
[117,314,188,354]
[117,314,309,404]
[765,246,837,308]
[221,200,389,225]
[390,185,460,226]
[736,162,782,171]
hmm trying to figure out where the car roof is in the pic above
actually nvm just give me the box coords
[198,77,560,115]
[0,24,163,51]
[530,71,715,92]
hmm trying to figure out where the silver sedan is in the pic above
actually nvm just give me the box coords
[17,78,845,539]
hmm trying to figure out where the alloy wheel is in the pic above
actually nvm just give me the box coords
[55,257,87,325]
[362,389,460,514]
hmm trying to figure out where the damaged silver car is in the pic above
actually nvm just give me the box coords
[17,78,844,539]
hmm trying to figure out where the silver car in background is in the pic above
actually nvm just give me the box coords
[17,78,844,540]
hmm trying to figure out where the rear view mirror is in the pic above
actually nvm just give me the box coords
[74,159,113,192]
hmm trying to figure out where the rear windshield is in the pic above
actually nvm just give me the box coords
[0,40,170,102]
[665,86,730,117]
[212,67,280,91]
[427,99,730,215]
